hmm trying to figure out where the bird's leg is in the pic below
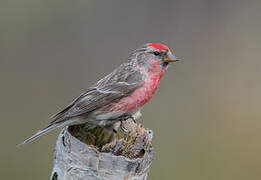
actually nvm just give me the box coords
[105,121,121,133]
[122,113,137,124]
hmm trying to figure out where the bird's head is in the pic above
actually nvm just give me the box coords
[129,43,180,75]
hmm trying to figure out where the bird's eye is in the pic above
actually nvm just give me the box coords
[153,51,160,56]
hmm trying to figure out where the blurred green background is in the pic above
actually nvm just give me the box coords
[1,0,261,179]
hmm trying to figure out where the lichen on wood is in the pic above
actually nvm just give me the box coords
[50,119,154,180]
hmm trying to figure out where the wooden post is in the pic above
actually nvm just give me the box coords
[50,119,154,180]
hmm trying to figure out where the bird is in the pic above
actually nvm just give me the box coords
[20,43,180,145]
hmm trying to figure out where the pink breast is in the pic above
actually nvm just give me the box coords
[106,60,167,112]
[109,74,162,112]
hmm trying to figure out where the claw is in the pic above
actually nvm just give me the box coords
[120,120,130,133]
[130,116,137,124]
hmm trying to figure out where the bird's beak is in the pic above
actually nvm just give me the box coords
[164,51,181,63]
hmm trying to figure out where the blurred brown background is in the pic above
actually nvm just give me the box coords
[1,0,261,179]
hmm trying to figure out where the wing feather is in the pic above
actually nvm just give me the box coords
[50,63,143,123]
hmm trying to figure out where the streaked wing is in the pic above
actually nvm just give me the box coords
[50,63,143,123]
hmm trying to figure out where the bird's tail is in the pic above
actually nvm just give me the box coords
[18,118,81,146]
[17,123,61,146]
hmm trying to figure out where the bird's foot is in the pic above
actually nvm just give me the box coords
[118,113,137,133]
[129,116,137,124]
[120,120,130,133]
